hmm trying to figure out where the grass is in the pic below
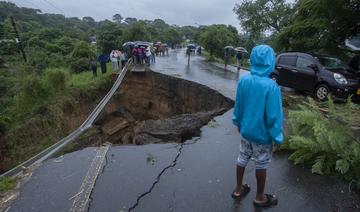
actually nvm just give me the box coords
[0,64,114,173]
[0,177,17,192]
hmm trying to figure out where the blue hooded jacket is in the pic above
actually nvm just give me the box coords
[232,45,283,144]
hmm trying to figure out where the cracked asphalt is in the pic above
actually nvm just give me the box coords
[8,49,360,212]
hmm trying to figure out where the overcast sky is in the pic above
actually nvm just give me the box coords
[8,0,240,27]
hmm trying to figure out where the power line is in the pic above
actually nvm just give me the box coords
[22,0,46,12]
[41,0,65,14]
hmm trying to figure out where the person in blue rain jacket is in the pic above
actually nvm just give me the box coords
[231,45,283,208]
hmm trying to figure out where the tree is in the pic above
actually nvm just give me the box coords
[96,22,123,53]
[124,22,151,42]
[198,24,239,58]
[124,17,137,25]
[152,19,167,28]
[82,16,95,26]
[55,36,76,55]
[181,26,200,41]
[71,41,95,58]
[277,0,360,53]
[234,0,295,38]
[162,28,182,47]
[112,14,123,23]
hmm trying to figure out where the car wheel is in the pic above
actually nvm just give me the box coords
[315,84,330,101]
[270,74,279,83]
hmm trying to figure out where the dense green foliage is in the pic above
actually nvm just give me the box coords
[277,0,360,53]
[0,2,200,172]
[284,98,360,187]
[0,2,197,62]
[234,0,360,55]
[197,25,240,59]
[234,0,294,38]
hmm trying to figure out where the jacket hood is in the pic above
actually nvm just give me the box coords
[250,45,276,77]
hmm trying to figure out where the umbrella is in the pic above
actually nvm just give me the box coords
[187,44,196,49]
[122,41,134,48]
[235,47,248,53]
[224,46,234,50]
[134,41,151,48]
[346,35,360,51]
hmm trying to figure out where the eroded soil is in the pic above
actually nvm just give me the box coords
[64,71,233,152]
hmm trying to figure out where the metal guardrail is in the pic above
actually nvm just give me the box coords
[0,59,133,178]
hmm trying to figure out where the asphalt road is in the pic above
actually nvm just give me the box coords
[8,49,360,212]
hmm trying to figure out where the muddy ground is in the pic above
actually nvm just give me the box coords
[58,71,234,154]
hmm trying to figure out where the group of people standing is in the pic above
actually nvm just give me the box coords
[110,49,127,71]
[132,46,155,65]
[89,49,128,77]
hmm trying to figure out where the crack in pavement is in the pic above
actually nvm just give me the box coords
[127,142,186,212]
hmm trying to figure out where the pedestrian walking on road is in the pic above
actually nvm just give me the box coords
[236,51,242,71]
[232,45,283,208]
[224,48,230,71]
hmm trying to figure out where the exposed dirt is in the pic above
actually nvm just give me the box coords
[65,71,233,150]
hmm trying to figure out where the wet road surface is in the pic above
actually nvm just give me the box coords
[8,49,360,212]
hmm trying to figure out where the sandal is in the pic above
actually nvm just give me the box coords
[253,194,278,207]
[231,184,250,200]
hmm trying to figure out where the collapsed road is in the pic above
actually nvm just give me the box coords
[4,49,360,212]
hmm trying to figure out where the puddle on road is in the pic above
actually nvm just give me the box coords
[58,71,234,155]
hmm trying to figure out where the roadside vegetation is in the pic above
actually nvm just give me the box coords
[0,177,17,192]
[282,97,360,188]
[0,2,200,173]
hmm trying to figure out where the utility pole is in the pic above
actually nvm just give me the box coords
[10,16,27,62]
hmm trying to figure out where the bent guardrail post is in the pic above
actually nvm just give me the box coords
[0,59,133,178]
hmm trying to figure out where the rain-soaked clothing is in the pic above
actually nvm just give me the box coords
[232,45,283,145]
[237,138,272,169]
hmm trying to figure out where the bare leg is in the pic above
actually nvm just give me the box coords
[234,165,245,195]
[255,169,267,202]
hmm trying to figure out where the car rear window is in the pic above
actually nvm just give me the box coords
[278,55,296,66]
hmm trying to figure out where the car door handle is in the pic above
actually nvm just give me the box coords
[291,69,298,73]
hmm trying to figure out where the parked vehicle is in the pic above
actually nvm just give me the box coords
[270,52,360,101]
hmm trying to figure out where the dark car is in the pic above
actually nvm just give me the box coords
[270,52,360,101]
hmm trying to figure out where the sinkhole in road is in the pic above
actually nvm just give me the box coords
[62,71,234,153]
